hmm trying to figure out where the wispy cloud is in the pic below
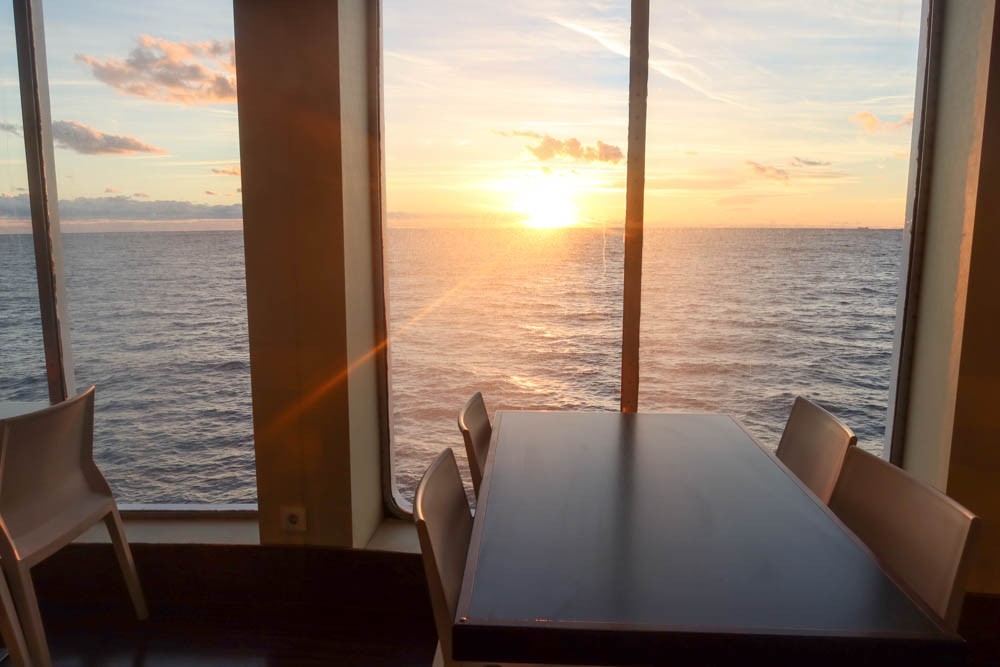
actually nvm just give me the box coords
[211,165,241,176]
[790,156,832,167]
[104,186,120,193]
[52,120,165,155]
[745,160,789,181]
[76,35,236,105]
[850,111,913,134]
[548,15,742,108]
[0,121,19,136]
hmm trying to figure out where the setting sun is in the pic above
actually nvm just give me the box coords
[513,172,581,229]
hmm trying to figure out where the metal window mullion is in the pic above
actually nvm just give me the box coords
[14,0,74,402]
[620,0,650,413]
[885,0,940,465]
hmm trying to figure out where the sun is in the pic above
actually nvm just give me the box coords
[513,172,580,229]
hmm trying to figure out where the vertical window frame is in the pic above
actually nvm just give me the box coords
[13,0,74,403]
[885,0,940,465]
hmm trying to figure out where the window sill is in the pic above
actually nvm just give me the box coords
[73,514,418,551]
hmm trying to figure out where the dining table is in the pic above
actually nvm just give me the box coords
[453,410,966,666]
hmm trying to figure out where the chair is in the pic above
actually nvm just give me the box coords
[775,396,857,504]
[829,447,979,631]
[0,570,32,667]
[0,386,148,667]
[416,449,590,667]
[415,449,475,667]
[458,392,492,497]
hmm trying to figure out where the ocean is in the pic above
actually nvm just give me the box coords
[0,227,900,504]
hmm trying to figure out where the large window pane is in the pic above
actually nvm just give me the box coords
[44,0,253,504]
[0,4,46,402]
[384,2,630,503]
[640,1,921,455]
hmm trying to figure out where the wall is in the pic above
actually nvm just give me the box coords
[947,1,1000,594]
[903,0,1000,594]
[234,0,384,547]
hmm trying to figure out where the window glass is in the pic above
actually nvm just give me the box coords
[384,2,630,504]
[0,3,47,402]
[639,1,921,455]
[44,0,254,504]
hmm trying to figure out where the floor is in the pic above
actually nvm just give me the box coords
[26,542,438,667]
[11,543,1000,667]
[42,601,436,666]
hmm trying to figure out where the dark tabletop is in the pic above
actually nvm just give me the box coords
[454,411,964,666]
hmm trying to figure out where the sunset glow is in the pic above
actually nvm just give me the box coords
[0,0,921,234]
[513,172,581,229]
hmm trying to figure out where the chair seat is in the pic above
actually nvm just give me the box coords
[11,492,114,567]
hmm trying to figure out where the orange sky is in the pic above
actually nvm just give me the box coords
[383,1,921,230]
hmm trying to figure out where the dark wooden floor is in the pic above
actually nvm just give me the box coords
[43,601,435,666]
[12,542,1000,666]
[31,543,438,667]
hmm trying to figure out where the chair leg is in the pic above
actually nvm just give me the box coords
[0,570,32,667]
[104,509,149,620]
[5,564,49,667]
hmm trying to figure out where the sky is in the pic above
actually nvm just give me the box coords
[0,0,922,232]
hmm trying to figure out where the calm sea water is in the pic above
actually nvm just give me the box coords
[0,227,899,504]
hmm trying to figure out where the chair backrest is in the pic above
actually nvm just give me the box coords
[458,392,491,497]
[776,396,857,504]
[414,448,474,665]
[0,386,109,540]
[830,447,979,630]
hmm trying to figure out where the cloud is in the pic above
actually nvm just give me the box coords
[104,186,120,193]
[548,16,743,108]
[745,161,789,181]
[204,190,217,196]
[512,132,624,163]
[76,35,236,105]
[494,130,542,139]
[0,193,241,220]
[790,156,831,167]
[0,121,20,136]
[211,165,241,176]
[134,192,149,198]
[52,120,165,155]
[850,111,914,134]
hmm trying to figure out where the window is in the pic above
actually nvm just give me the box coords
[0,2,45,402]
[12,0,255,506]
[383,2,630,504]
[383,0,924,510]
[639,1,921,456]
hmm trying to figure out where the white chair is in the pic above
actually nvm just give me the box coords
[416,449,592,667]
[0,386,148,667]
[830,447,979,631]
[457,392,491,498]
[776,396,856,504]
[0,571,32,667]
